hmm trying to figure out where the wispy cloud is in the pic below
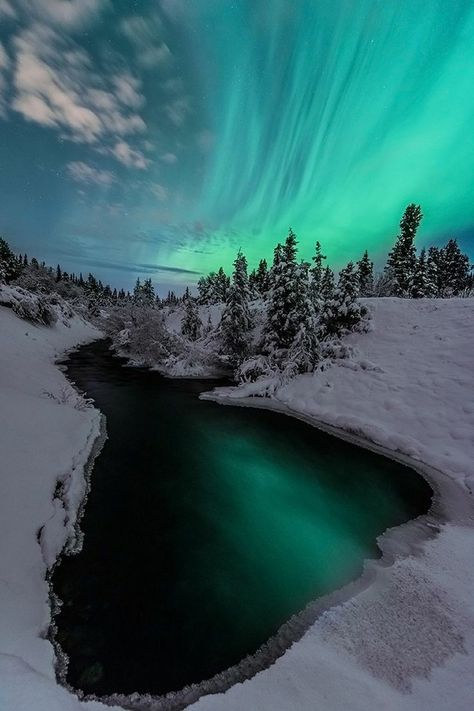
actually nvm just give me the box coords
[165,96,190,127]
[67,161,115,186]
[160,152,178,165]
[16,0,109,29]
[120,14,172,69]
[150,183,169,202]
[0,41,9,116]
[110,140,149,169]
[0,0,16,19]
[66,255,201,276]
[10,22,149,166]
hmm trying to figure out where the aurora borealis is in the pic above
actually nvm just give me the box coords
[0,0,473,292]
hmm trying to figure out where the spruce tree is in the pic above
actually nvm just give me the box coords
[284,261,320,374]
[220,249,253,362]
[411,249,436,298]
[325,262,366,336]
[310,241,326,302]
[385,204,422,296]
[441,239,471,295]
[142,278,155,304]
[357,250,374,296]
[0,237,21,283]
[255,258,269,294]
[264,229,300,354]
[181,297,202,340]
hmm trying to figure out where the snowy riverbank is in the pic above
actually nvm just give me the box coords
[1,298,473,710]
[196,298,474,711]
[0,305,120,711]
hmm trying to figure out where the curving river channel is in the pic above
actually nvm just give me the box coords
[53,339,432,699]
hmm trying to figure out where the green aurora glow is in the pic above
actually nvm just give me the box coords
[1,0,473,288]
[189,0,474,271]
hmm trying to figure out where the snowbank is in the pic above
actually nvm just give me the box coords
[194,298,474,711]
[2,298,473,711]
[0,306,120,711]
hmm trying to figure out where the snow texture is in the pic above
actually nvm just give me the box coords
[0,305,119,711]
[1,297,474,711]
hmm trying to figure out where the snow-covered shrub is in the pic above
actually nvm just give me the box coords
[12,294,57,325]
[0,284,58,325]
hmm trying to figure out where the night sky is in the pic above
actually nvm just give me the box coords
[0,0,473,293]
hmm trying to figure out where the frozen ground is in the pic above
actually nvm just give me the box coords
[1,298,473,710]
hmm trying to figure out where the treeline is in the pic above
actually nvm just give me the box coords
[196,204,472,306]
[0,237,186,312]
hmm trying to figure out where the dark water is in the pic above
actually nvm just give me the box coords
[53,340,431,698]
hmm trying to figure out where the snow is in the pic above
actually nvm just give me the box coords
[0,305,119,711]
[194,298,474,711]
[1,297,474,711]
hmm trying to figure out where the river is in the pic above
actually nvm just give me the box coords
[52,339,432,699]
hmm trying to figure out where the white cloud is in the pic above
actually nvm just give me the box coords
[150,183,169,202]
[165,96,190,127]
[160,152,177,164]
[113,74,145,110]
[16,0,109,29]
[120,14,172,69]
[0,0,16,19]
[111,141,149,169]
[0,42,9,117]
[10,24,148,164]
[67,160,115,186]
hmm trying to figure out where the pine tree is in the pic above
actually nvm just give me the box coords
[255,258,269,295]
[133,277,143,304]
[441,239,471,295]
[181,297,202,340]
[142,278,155,304]
[385,204,422,296]
[248,268,258,298]
[263,228,319,369]
[357,250,374,296]
[410,249,436,298]
[56,264,62,282]
[325,262,366,336]
[220,249,253,362]
[310,241,326,302]
[0,237,21,283]
[283,261,320,374]
[215,266,230,302]
[264,230,300,355]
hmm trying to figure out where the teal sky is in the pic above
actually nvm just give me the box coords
[0,0,473,293]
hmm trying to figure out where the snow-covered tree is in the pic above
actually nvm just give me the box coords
[283,261,320,375]
[310,241,326,302]
[264,229,320,370]
[385,204,422,296]
[264,230,299,355]
[440,239,471,295]
[255,258,270,295]
[324,261,366,336]
[181,297,202,340]
[142,278,155,304]
[0,237,22,283]
[220,249,253,362]
[410,249,436,298]
[357,250,374,296]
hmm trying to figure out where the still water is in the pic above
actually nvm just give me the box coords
[53,340,431,697]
